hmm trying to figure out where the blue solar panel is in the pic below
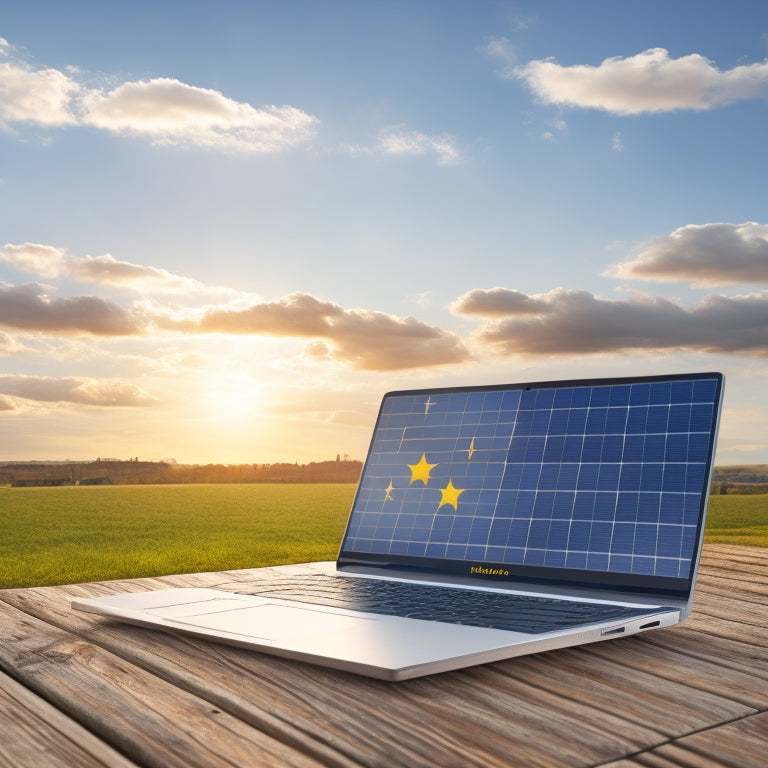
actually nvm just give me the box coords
[341,374,722,581]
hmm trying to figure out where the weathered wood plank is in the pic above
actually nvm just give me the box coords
[578,631,768,710]
[0,670,140,768]
[703,544,766,561]
[0,601,326,768]
[681,610,768,647]
[692,571,768,599]
[602,712,768,768]
[2,552,763,768]
[601,745,739,767]
[495,644,756,736]
[659,711,768,768]
[699,544,767,565]
[2,583,669,768]
[700,546,767,564]
[690,592,768,628]
[1,546,765,768]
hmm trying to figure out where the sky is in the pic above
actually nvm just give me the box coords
[1,0,767,466]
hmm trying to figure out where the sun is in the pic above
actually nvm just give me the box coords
[198,373,265,427]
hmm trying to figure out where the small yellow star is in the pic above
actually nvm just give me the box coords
[438,478,465,511]
[384,480,394,501]
[408,453,437,485]
[467,438,476,460]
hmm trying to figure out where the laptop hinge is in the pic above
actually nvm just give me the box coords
[335,564,689,611]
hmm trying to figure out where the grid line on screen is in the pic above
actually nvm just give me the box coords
[342,377,720,579]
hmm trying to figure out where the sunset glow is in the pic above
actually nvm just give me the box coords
[2,3,768,466]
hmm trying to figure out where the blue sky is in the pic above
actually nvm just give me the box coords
[1,1,767,464]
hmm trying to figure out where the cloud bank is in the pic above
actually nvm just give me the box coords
[511,48,768,114]
[453,286,768,357]
[610,222,768,286]
[154,292,471,370]
[0,282,142,336]
[0,273,469,370]
[0,374,157,407]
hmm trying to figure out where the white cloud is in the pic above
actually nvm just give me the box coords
[451,287,549,316]
[0,40,460,163]
[0,60,79,127]
[0,242,243,296]
[610,222,768,285]
[0,374,157,407]
[1,243,68,277]
[81,78,317,152]
[0,46,317,153]
[453,285,768,357]
[612,131,624,151]
[378,127,462,166]
[512,48,768,114]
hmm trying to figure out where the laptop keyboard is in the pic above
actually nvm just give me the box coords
[244,575,663,634]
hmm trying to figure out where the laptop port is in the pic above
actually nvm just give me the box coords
[639,620,661,630]
[600,626,626,636]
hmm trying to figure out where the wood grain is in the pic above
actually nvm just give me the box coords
[1,545,766,768]
[0,670,139,768]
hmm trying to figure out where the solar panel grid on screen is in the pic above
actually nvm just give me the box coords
[341,375,721,581]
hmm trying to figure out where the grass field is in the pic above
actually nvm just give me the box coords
[704,494,768,548]
[1,484,765,589]
[0,484,355,589]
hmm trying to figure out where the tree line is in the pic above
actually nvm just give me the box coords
[1,458,363,487]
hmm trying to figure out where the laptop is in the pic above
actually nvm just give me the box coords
[73,371,724,680]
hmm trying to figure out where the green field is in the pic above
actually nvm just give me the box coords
[704,494,768,548]
[1,484,765,589]
[0,484,355,589]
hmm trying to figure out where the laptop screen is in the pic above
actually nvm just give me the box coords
[338,372,724,596]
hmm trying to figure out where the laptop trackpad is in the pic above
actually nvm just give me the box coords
[159,603,374,641]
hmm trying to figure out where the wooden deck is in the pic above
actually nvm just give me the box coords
[0,543,765,768]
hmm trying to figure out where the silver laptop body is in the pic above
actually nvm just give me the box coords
[73,372,724,680]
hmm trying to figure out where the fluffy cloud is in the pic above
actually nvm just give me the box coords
[0,59,78,127]
[81,78,317,152]
[1,242,211,293]
[1,41,458,164]
[0,282,141,336]
[378,128,461,165]
[0,275,468,370]
[155,292,471,370]
[0,46,316,152]
[512,48,768,114]
[451,287,549,316]
[0,374,157,407]
[453,286,768,357]
[610,222,768,286]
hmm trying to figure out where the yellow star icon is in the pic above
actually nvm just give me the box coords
[384,480,394,501]
[408,453,437,485]
[467,438,476,460]
[438,478,465,511]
